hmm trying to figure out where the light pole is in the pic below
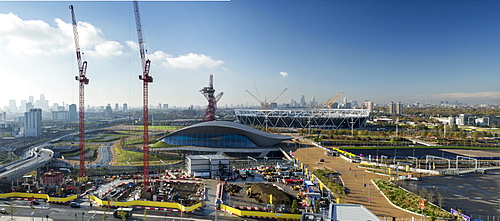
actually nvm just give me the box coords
[180,199,184,221]
[362,173,365,191]
[393,149,397,164]
[350,120,355,137]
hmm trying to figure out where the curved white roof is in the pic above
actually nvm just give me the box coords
[163,121,292,147]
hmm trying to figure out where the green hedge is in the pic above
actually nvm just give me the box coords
[374,179,453,218]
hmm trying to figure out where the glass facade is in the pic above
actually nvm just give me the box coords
[162,133,258,148]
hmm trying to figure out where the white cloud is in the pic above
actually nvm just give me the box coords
[150,52,224,69]
[280,71,289,77]
[125,41,139,51]
[89,41,123,57]
[0,12,123,57]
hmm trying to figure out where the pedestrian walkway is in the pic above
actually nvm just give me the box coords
[294,145,428,220]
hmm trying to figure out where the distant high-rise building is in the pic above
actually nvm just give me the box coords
[343,97,348,105]
[163,104,168,110]
[26,102,34,111]
[29,96,34,104]
[35,94,49,112]
[310,96,317,107]
[389,102,396,114]
[9,99,17,112]
[115,103,119,112]
[351,100,358,107]
[300,95,306,107]
[105,104,113,117]
[52,110,69,121]
[20,100,27,113]
[25,108,42,137]
[331,102,339,109]
[364,101,374,112]
[0,112,6,123]
[158,103,162,109]
[69,104,77,121]
[396,102,403,114]
[123,103,128,112]
[52,103,60,111]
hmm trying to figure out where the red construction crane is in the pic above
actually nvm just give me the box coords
[133,1,153,188]
[200,74,223,121]
[69,5,89,181]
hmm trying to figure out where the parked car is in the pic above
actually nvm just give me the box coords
[0,208,9,214]
[69,202,80,208]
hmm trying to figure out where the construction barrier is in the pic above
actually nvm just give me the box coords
[220,204,302,220]
[89,195,202,213]
[0,192,77,203]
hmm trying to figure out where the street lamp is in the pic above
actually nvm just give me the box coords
[179,199,184,221]
[393,149,397,164]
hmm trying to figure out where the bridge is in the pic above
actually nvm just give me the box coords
[0,145,53,183]
[406,137,441,146]
[440,166,500,175]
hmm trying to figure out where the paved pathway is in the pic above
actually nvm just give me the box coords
[293,144,426,220]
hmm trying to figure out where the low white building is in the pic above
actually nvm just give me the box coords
[186,155,230,178]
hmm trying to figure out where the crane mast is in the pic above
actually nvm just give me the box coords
[133,1,153,188]
[70,5,89,181]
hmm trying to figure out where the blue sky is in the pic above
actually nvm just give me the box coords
[0,0,499,109]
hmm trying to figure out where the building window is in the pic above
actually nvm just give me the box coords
[162,133,258,148]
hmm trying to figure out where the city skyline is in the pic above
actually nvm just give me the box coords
[1,0,499,109]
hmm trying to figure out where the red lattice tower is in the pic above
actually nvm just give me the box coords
[70,5,89,179]
[200,75,223,121]
[134,1,153,187]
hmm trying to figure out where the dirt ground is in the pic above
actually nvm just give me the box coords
[247,183,295,205]
[224,183,295,206]
[289,139,427,220]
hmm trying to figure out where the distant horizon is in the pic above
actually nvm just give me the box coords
[1,92,497,113]
[1,1,499,108]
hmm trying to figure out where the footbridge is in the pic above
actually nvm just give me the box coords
[406,137,442,146]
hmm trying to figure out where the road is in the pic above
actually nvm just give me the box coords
[0,147,53,183]
[87,142,114,168]
[0,197,243,221]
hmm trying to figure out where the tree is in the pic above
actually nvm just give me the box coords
[313,200,319,213]
[101,206,108,221]
[6,202,17,220]
[291,199,299,214]
[436,192,444,208]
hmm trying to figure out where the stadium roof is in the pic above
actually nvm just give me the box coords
[162,121,292,147]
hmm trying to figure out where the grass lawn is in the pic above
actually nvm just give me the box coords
[114,147,180,165]
[134,126,182,130]
[151,141,181,148]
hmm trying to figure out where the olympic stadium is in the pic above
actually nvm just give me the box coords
[156,121,292,158]
[234,108,370,129]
